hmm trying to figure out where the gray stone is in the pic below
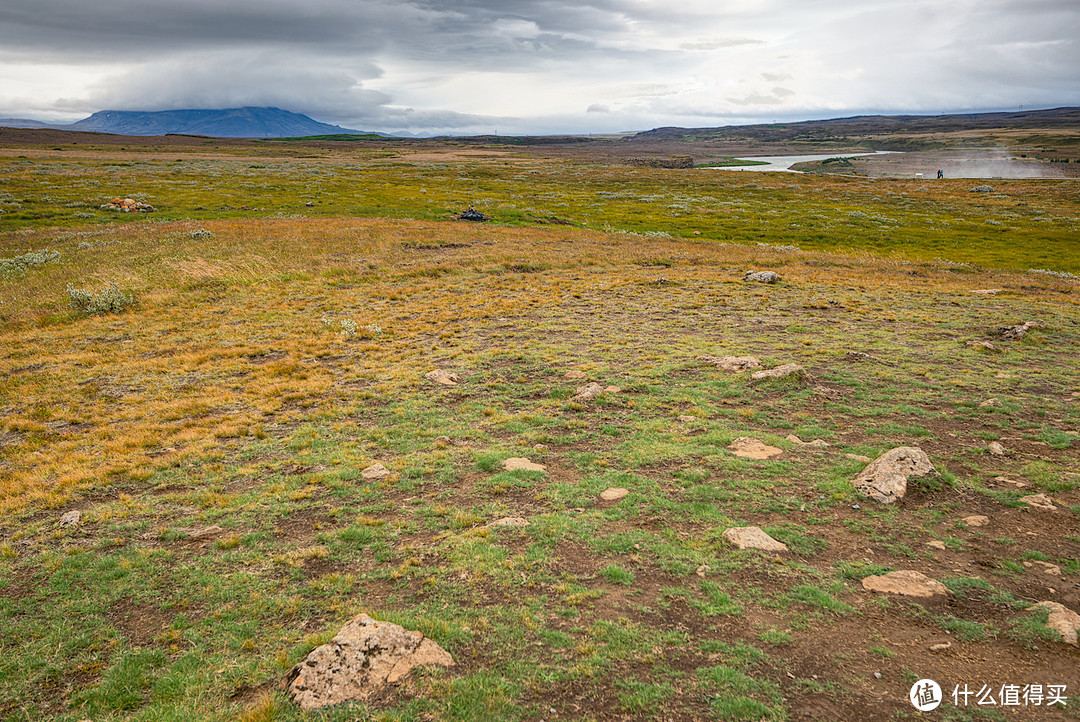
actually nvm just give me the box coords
[853,446,934,504]
[998,321,1039,340]
[987,441,1006,456]
[288,614,455,711]
[743,270,781,284]
[969,185,994,193]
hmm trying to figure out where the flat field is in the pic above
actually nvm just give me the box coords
[1,134,1079,721]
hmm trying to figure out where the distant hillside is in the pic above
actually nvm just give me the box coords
[0,118,56,130]
[636,107,1080,145]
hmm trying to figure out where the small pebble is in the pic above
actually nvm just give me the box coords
[874,672,882,680]
[852,504,861,510]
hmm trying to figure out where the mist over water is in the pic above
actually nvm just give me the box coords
[867,149,1072,180]
[933,161,1066,179]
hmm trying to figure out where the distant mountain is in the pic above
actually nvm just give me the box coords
[66,107,366,138]
[0,107,368,138]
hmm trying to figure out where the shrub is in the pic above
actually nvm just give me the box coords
[1,249,60,275]
[66,282,134,315]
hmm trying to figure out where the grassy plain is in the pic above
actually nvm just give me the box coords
[1,134,1079,720]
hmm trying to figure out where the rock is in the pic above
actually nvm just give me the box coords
[751,363,806,381]
[1023,561,1062,576]
[994,476,1028,488]
[728,437,783,460]
[961,515,990,528]
[604,386,621,394]
[1020,493,1056,511]
[852,446,934,504]
[424,369,459,386]
[697,355,761,372]
[743,270,781,284]
[965,340,998,351]
[362,463,390,481]
[987,441,1006,456]
[189,525,224,539]
[928,641,952,651]
[677,415,696,422]
[998,321,1039,340]
[1030,602,1080,645]
[100,197,155,212]
[722,527,788,552]
[695,564,710,577]
[972,289,1004,295]
[571,382,606,402]
[926,540,947,551]
[861,570,949,599]
[845,453,872,463]
[502,457,546,472]
[488,517,529,528]
[786,434,830,449]
[978,398,1002,408]
[288,614,455,711]
[459,208,486,221]
[564,370,588,379]
[58,510,81,528]
[600,487,628,501]
[969,185,994,193]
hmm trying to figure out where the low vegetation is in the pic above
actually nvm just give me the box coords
[0,136,1078,720]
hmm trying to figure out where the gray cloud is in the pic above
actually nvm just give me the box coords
[1,0,1077,134]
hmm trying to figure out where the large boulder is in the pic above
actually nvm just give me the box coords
[853,446,934,504]
[288,614,455,711]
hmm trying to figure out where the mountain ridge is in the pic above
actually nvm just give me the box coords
[0,107,369,138]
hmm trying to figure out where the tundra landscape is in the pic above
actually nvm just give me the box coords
[1,114,1079,721]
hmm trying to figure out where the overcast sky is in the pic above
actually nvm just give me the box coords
[2,0,1078,135]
